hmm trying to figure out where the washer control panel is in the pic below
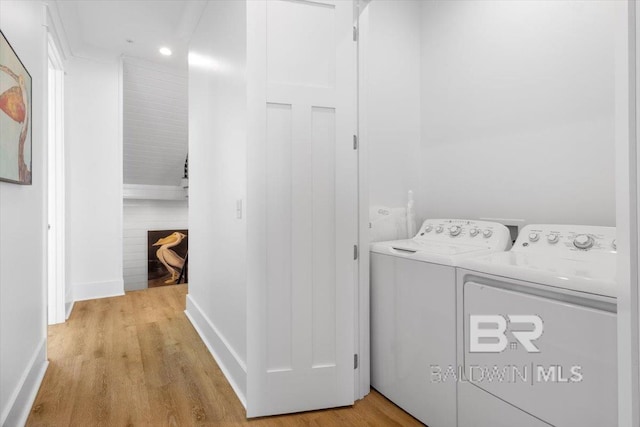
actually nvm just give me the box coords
[415,219,511,249]
[515,224,617,253]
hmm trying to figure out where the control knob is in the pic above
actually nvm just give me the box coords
[469,228,479,237]
[547,234,559,244]
[482,229,493,238]
[449,225,462,236]
[529,233,540,242]
[612,239,617,250]
[573,234,594,250]
[424,225,433,233]
[435,226,444,234]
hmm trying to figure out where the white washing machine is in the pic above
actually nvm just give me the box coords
[456,224,617,427]
[370,219,511,427]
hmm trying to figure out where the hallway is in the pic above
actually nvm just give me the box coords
[26,286,421,426]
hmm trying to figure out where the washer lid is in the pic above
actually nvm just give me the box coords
[386,239,488,255]
[460,251,617,298]
[371,239,498,266]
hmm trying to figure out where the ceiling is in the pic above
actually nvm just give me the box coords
[53,0,203,186]
[122,57,188,186]
[54,0,207,69]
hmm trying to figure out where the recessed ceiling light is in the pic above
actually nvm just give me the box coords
[159,47,172,56]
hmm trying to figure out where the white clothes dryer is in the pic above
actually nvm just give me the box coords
[456,224,617,427]
[370,219,511,427]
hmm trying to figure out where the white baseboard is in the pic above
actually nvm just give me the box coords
[65,300,75,319]
[185,295,247,408]
[1,338,48,427]
[73,279,124,302]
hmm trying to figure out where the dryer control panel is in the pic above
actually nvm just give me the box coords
[415,219,511,250]
[514,224,617,253]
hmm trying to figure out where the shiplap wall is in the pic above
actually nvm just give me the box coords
[123,199,188,291]
[123,57,188,185]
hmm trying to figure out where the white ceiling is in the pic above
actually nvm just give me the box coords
[122,57,188,186]
[54,0,206,69]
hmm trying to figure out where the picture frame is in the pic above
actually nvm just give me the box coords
[147,229,189,287]
[0,28,32,185]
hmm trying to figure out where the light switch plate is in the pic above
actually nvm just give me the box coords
[236,199,243,219]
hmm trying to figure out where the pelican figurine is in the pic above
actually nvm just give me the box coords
[152,232,186,284]
[0,64,30,183]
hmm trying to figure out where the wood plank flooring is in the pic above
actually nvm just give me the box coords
[26,285,422,426]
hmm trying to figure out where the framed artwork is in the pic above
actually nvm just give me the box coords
[0,29,32,185]
[147,229,188,287]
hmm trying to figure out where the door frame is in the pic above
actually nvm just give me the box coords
[46,30,67,324]
[355,0,371,401]
[618,2,640,425]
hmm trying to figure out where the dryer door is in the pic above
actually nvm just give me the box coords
[462,281,617,427]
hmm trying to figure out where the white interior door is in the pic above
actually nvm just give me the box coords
[247,0,357,417]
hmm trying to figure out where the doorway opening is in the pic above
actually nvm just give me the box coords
[47,34,67,325]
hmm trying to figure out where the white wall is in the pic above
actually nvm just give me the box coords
[0,1,49,425]
[363,0,422,213]
[419,0,617,226]
[65,56,124,301]
[185,0,248,404]
[123,199,188,291]
[123,57,188,186]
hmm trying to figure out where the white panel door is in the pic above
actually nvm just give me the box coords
[247,0,357,418]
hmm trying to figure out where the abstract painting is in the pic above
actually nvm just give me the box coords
[0,29,32,185]
[147,229,188,287]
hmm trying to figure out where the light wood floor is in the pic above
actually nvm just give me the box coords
[26,284,422,426]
